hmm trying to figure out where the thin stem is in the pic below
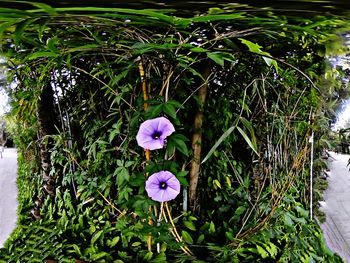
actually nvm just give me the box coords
[138,60,149,110]
[165,202,193,255]
[137,58,154,252]
[97,190,126,217]
[158,202,164,222]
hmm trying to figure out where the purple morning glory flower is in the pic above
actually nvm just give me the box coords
[136,117,175,150]
[145,171,180,202]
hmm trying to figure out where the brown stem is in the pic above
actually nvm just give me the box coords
[138,58,154,251]
[36,85,57,217]
[138,59,151,162]
[138,60,149,110]
[189,64,211,211]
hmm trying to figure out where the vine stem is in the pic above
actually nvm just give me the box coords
[138,58,192,256]
[138,59,151,169]
[138,58,154,252]
[138,60,149,110]
[97,190,126,217]
[164,202,193,255]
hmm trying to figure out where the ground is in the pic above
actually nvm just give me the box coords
[0,148,18,247]
[321,152,350,262]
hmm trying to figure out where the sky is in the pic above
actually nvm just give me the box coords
[329,53,350,131]
[0,58,9,116]
[0,90,9,115]
[333,99,350,130]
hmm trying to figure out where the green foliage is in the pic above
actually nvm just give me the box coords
[214,194,343,262]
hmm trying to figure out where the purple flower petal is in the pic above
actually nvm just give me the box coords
[136,117,175,150]
[145,171,180,202]
[157,117,175,137]
[165,176,181,192]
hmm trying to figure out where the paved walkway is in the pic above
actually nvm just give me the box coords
[321,152,350,262]
[0,148,18,247]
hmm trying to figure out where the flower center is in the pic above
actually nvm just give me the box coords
[159,182,167,189]
[152,131,162,140]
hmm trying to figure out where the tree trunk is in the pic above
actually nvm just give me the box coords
[34,85,57,219]
[189,65,211,211]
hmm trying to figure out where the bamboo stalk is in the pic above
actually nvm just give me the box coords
[138,60,149,110]
[189,64,211,210]
[138,59,154,252]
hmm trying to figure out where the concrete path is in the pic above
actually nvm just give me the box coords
[0,148,18,247]
[321,152,350,262]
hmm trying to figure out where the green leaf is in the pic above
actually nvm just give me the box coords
[284,213,294,227]
[167,99,184,109]
[166,139,175,156]
[173,139,189,156]
[239,38,278,72]
[177,176,189,186]
[115,166,130,185]
[151,252,167,262]
[197,234,205,244]
[46,37,59,52]
[72,244,82,256]
[177,171,188,177]
[132,242,142,247]
[146,104,163,119]
[109,119,122,143]
[175,13,245,27]
[0,8,33,18]
[91,251,110,261]
[109,236,120,247]
[91,230,104,244]
[125,161,134,168]
[0,20,19,37]
[171,133,189,142]
[202,125,236,164]
[240,117,255,139]
[256,245,269,259]
[184,221,196,231]
[265,242,278,259]
[116,159,123,167]
[181,230,193,244]
[209,221,215,235]
[177,60,205,80]
[132,42,178,54]
[190,47,208,53]
[295,205,309,218]
[207,51,235,67]
[207,52,225,66]
[163,103,177,119]
[168,134,189,156]
[225,232,234,241]
[239,38,263,53]
[236,126,259,156]
[28,2,57,14]
[14,18,35,44]
[26,51,58,60]
[233,206,246,220]
[144,251,153,261]
[213,179,221,189]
